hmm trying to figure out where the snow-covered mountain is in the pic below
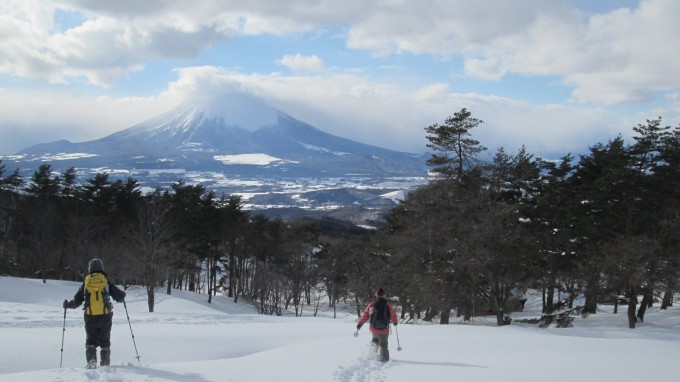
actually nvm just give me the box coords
[12,93,428,178]
[2,93,429,215]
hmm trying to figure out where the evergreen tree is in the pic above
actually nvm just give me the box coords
[424,108,486,180]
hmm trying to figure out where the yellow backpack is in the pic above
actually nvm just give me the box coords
[84,273,111,315]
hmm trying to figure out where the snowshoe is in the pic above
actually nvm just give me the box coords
[86,359,97,369]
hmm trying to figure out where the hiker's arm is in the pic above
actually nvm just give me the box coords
[65,284,84,309]
[389,304,398,325]
[357,303,371,327]
[109,283,126,303]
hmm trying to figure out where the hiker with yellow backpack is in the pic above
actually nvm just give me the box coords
[63,258,126,368]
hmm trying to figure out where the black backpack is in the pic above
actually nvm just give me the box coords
[370,297,390,330]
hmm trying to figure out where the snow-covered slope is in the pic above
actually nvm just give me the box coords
[2,276,680,382]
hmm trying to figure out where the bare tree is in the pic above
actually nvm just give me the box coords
[601,236,659,328]
[127,193,177,312]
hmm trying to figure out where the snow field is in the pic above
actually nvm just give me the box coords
[1,276,680,381]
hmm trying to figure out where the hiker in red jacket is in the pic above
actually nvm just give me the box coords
[356,288,399,361]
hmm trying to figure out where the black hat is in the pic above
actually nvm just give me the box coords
[88,258,104,273]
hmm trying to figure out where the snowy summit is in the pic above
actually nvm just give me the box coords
[5,92,428,180]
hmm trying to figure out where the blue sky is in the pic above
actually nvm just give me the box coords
[0,0,678,159]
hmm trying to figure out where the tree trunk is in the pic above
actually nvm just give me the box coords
[57,242,66,280]
[440,306,452,324]
[541,284,546,313]
[227,252,235,298]
[582,277,599,315]
[423,305,439,321]
[566,280,576,308]
[333,298,337,319]
[207,259,213,304]
[189,272,195,292]
[627,290,637,329]
[661,284,674,310]
[166,271,172,295]
[545,277,555,313]
[147,287,155,313]
[613,297,619,314]
[460,293,473,321]
[637,291,652,322]
[496,310,506,326]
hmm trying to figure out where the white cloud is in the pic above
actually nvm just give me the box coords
[464,58,506,81]
[276,54,324,72]
[1,0,678,104]
[0,88,173,153]
[345,0,557,56]
[0,66,673,157]
[0,0,679,157]
[345,0,680,104]
[0,0,343,86]
[146,68,647,156]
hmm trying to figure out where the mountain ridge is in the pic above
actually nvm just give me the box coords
[3,93,430,218]
[13,93,428,176]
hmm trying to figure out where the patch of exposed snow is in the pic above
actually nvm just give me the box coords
[214,154,298,166]
[381,190,405,203]
[28,153,98,161]
[357,224,377,230]
[0,154,26,160]
[300,142,350,155]
[146,169,186,175]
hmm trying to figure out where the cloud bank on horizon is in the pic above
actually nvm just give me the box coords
[0,0,678,158]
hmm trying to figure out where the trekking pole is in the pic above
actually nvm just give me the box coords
[123,300,141,364]
[60,307,67,367]
[395,325,402,351]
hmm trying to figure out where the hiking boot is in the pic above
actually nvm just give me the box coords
[86,345,97,364]
[379,347,390,362]
[100,347,111,366]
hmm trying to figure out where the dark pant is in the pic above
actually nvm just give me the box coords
[84,314,113,348]
[371,333,390,361]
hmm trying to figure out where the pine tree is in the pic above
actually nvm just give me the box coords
[424,108,486,180]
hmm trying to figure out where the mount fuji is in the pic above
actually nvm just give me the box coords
[12,93,427,177]
[2,93,429,217]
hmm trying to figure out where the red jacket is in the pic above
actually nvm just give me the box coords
[358,297,398,335]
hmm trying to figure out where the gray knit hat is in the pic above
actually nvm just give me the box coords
[88,258,104,273]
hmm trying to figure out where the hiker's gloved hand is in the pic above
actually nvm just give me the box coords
[63,300,69,309]
[356,323,362,330]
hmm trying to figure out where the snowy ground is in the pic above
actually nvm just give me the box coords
[1,276,680,382]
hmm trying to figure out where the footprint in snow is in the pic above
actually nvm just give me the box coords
[334,343,392,382]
